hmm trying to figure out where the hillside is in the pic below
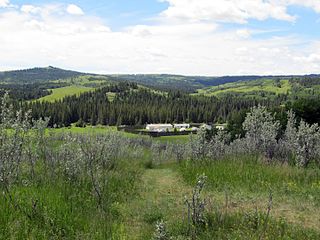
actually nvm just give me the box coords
[2,66,320,92]
[194,77,320,100]
[0,66,83,84]
[1,67,320,103]
[195,79,292,98]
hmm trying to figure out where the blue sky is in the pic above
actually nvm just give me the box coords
[1,0,320,75]
[10,0,169,29]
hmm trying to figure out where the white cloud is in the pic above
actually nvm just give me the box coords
[0,0,10,8]
[160,0,320,24]
[66,4,84,15]
[0,1,320,75]
[21,5,41,14]
[160,0,295,23]
[236,29,251,39]
[289,0,320,13]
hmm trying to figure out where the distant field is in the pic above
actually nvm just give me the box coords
[52,75,109,86]
[38,85,94,102]
[196,79,291,97]
[106,92,116,102]
[49,125,191,143]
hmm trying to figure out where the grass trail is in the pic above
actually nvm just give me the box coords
[120,164,320,239]
[121,168,191,239]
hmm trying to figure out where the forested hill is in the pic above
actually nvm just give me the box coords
[108,74,270,92]
[0,66,83,84]
[2,66,320,92]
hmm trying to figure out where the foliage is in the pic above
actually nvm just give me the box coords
[242,105,280,160]
[185,175,207,239]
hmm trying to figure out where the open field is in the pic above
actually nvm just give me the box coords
[1,119,320,239]
[195,79,291,97]
[51,75,109,86]
[49,125,191,143]
[37,85,94,102]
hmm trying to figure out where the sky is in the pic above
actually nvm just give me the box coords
[1,0,320,76]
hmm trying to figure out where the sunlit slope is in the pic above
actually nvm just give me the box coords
[195,79,291,97]
[38,85,94,102]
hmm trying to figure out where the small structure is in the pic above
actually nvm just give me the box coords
[179,127,187,132]
[146,124,173,132]
[215,124,226,131]
[174,123,190,130]
[200,124,212,131]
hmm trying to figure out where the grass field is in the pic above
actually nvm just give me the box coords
[106,92,116,102]
[116,156,320,239]
[49,125,191,143]
[196,79,291,97]
[52,75,109,86]
[2,128,320,239]
[38,85,94,102]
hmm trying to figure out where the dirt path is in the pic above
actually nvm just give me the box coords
[121,168,191,239]
[119,167,320,239]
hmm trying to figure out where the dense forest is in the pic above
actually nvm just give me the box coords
[0,66,83,84]
[1,67,319,130]
[26,82,286,128]
[2,66,320,93]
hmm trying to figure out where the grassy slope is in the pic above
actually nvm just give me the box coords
[118,160,320,239]
[0,154,142,239]
[178,156,320,232]
[1,129,320,239]
[196,79,291,97]
[38,85,94,102]
[120,168,192,239]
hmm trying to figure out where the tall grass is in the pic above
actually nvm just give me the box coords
[179,155,320,199]
[0,146,143,239]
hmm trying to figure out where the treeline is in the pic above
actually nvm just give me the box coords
[26,82,284,127]
[0,82,69,100]
[0,66,82,83]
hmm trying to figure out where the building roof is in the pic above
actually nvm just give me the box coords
[146,124,173,127]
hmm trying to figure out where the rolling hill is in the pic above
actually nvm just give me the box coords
[195,79,291,97]
[1,67,320,101]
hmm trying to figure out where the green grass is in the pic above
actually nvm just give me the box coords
[0,159,142,239]
[196,79,291,97]
[2,129,320,239]
[179,155,320,199]
[51,75,109,86]
[177,155,320,233]
[157,135,190,143]
[106,92,116,102]
[50,125,192,143]
[37,85,94,102]
[49,125,146,140]
[117,160,320,239]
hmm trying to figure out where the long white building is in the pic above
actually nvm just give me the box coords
[146,124,173,132]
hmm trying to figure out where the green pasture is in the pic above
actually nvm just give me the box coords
[38,85,94,102]
[196,79,291,97]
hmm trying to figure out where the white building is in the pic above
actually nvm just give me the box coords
[174,123,190,130]
[215,124,226,130]
[200,124,212,130]
[146,124,173,132]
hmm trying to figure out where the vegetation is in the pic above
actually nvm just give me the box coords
[1,67,320,239]
[27,85,280,127]
[37,85,94,102]
[195,79,291,97]
[0,66,83,84]
[1,92,320,239]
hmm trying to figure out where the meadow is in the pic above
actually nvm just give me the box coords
[49,125,190,143]
[37,85,94,102]
[195,79,291,97]
[1,93,320,239]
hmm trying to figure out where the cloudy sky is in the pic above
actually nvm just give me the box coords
[1,0,320,75]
